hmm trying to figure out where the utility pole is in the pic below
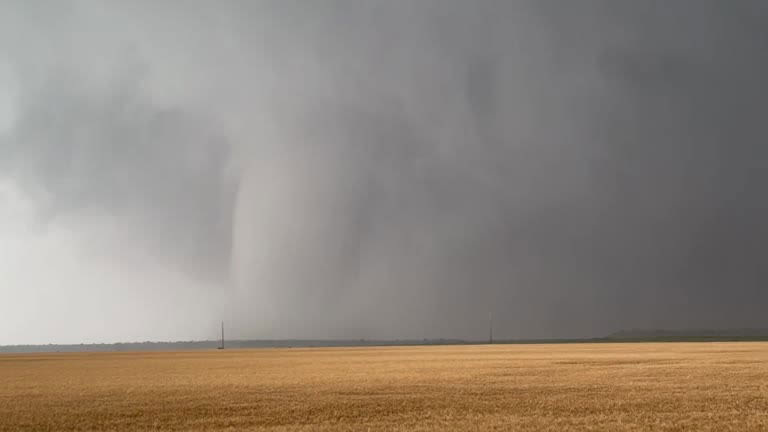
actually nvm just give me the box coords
[489,311,493,345]
[219,321,225,350]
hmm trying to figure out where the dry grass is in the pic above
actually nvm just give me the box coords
[2,342,768,431]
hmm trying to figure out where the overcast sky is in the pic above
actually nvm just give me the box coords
[2,0,768,344]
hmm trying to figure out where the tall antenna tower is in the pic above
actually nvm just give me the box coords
[218,321,225,350]
[489,311,493,344]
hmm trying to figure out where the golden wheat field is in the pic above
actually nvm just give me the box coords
[2,342,768,431]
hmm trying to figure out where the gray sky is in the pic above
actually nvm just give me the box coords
[2,0,768,344]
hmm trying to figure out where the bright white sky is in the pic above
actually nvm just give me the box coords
[0,178,222,345]
[0,67,221,344]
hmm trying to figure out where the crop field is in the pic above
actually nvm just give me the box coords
[2,342,768,431]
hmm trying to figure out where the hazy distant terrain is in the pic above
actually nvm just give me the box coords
[3,343,768,431]
[0,339,468,353]
[606,328,768,341]
[5,329,768,353]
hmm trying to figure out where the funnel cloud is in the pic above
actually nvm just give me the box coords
[2,1,768,344]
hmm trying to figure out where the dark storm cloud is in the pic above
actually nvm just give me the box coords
[2,0,768,342]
